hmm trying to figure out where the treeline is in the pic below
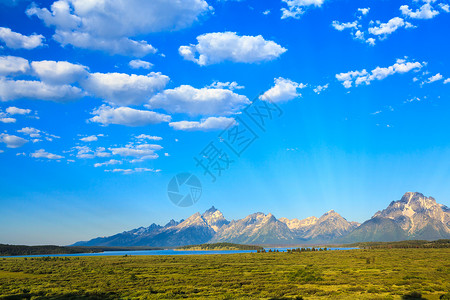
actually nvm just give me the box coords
[0,244,164,256]
[258,247,328,253]
[348,239,450,249]
[177,242,264,251]
[0,244,102,256]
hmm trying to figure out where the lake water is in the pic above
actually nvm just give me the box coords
[3,247,358,258]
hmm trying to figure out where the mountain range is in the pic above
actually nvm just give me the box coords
[72,192,450,247]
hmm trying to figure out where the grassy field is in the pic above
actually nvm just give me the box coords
[0,249,449,299]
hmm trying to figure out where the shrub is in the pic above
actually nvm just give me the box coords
[288,267,323,283]
[401,291,426,299]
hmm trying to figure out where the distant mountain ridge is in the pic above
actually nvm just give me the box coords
[72,192,450,247]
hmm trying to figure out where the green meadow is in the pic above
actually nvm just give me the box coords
[0,249,449,299]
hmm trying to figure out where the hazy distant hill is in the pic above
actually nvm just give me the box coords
[73,192,450,247]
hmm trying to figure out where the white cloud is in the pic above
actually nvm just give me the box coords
[129,59,153,70]
[336,59,424,88]
[179,32,286,65]
[263,10,271,15]
[281,0,325,19]
[444,78,450,84]
[53,30,157,57]
[400,3,439,19]
[358,8,370,15]
[368,17,414,37]
[27,0,211,56]
[89,105,171,127]
[332,21,358,31]
[0,117,16,123]
[80,135,98,142]
[17,127,59,141]
[94,159,122,167]
[148,85,249,116]
[0,27,45,49]
[424,73,443,83]
[82,72,169,106]
[17,127,41,137]
[313,83,329,94]
[208,81,244,90]
[71,146,110,159]
[109,143,162,161]
[404,96,421,103]
[31,149,64,159]
[260,77,305,103]
[31,60,88,85]
[136,134,162,141]
[6,106,31,115]
[105,168,161,174]
[0,77,84,102]
[439,3,450,12]
[0,133,28,148]
[169,117,235,131]
[0,55,30,75]
[366,38,376,46]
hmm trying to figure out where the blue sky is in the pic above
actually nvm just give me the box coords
[0,0,449,245]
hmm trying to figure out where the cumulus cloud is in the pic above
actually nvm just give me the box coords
[26,0,211,56]
[80,135,98,142]
[17,127,60,141]
[70,146,110,159]
[400,3,439,19]
[17,127,41,138]
[281,0,325,19]
[31,149,64,159]
[6,106,31,115]
[54,31,157,57]
[336,58,424,88]
[129,59,153,70]
[89,105,171,127]
[82,72,169,106]
[424,73,443,84]
[0,133,28,148]
[94,159,122,168]
[358,8,370,15]
[135,134,162,141]
[169,116,235,131]
[31,60,88,84]
[260,77,305,103]
[439,3,450,12]
[109,143,162,161]
[368,17,414,37]
[208,81,244,90]
[313,83,329,94]
[148,85,249,116]
[179,32,286,65]
[0,77,84,102]
[0,27,45,49]
[105,168,161,174]
[332,21,358,31]
[0,55,30,75]
[0,117,16,123]
[444,78,450,84]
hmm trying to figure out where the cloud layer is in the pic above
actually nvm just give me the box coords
[179,32,286,65]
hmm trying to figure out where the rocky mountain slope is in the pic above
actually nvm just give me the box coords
[339,192,450,242]
[73,192,450,247]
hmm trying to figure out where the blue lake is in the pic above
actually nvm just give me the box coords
[3,247,358,258]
